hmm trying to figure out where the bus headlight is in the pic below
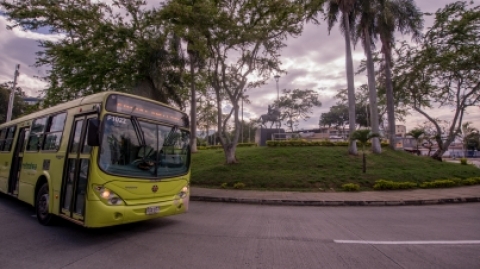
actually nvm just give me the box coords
[93,185,124,206]
[178,186,189,199]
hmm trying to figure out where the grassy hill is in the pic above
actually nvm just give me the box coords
[191,146,480,191]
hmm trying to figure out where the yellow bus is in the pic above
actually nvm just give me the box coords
[0,92,191,227]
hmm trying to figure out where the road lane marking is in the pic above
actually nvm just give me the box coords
[334,240,480,245]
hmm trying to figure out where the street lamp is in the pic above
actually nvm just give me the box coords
[274,75,280,101]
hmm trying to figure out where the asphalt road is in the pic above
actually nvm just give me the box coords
[1,194,480,269]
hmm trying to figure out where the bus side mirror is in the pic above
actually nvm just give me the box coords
[87,119,101,146]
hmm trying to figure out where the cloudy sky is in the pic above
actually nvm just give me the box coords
[0,0,479,131]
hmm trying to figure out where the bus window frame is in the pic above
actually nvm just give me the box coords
[26,111,67,152]
[0,126,17,152]
[3,125,17,152]
[42,112,67,152]
[0,128,7,152]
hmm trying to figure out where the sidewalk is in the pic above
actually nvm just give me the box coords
[190,185,480,206]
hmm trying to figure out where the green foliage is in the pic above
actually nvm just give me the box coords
[460,158,468,165]
[319,104,349,128]
[373,180,417,190]
[220,183,228,189]
[420,180,457,189]
[233,182,245,189]
[1,0,188,107]
[275,89,322,132]
[350,130,380,149]
[462,122,480,151]
[160,0,309,164]
[265,140,388,147]
[463,177,480,185]
[198,143,256,150]
[341,183,360,192]
[0,83,27,122]
[191,147,480,191]
[394,1,480,158]
[374,177,480,190]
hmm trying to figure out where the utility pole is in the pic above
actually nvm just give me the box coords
[241,95,243,143]
[7,64,20,122]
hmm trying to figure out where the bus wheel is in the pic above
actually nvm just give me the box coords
[36,183,55,226]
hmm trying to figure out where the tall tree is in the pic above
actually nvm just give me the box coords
[376,0,423,149]
[200,0,305,163]
[325,0,358,155]
[1,0,188,107]
[352,0,382,153]
[160,0,213,153]
[396,2,480,160]
[276,89,322,132]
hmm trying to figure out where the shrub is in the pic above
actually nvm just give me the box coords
[420,179,457,188]
[220,183,228,189]
[462,177,480,185]
[237,143,257,147]
[460,158,468,165]
[342,183,360,191]
[233,182,246,189]
[373,180,416,190]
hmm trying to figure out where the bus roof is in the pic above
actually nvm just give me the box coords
[1,91,184,127]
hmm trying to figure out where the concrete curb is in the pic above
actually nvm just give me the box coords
[190,195,480,207]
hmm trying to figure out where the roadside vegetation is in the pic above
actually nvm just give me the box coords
[191,146,480,191]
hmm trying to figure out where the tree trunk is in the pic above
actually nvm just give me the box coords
[134,78,155,100]
[189,54,197,153]
[382,50,396,150]
[364,29,381,154]
[343,14,357,155]
[362,152,366,173]
[431,150,444,161]
[223,144,238,164]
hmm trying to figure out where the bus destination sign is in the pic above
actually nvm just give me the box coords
[105,94,188,127]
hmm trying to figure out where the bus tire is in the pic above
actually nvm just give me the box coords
[36,183,55,226]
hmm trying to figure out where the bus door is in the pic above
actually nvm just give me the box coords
[60,114,97,221]
[8,127,28,196]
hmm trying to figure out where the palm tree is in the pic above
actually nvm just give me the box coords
[376,0,423,149]
[407,127,425,155]
[352,0,382,154]
[325,0,358,155]
[350,129,380,173]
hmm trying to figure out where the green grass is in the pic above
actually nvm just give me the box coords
[191,147,480,191]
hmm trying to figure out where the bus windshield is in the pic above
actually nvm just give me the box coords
[99,114,190,178]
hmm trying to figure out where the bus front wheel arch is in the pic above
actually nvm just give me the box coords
[35,180,55,226]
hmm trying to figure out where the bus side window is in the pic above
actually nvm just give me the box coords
[27,117,47,151]
[4,126,17,151]
[22,129,30,152]
[0,129,5,151]
[43,113,67,151]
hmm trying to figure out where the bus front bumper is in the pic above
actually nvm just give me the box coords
[84,196,189,228]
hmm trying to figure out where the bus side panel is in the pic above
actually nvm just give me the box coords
[51,112,74,215]
[0,153,12,193]
[0,126,19,194]
[17,153,41,205]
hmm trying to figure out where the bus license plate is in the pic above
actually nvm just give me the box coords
[146,206,160,215]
